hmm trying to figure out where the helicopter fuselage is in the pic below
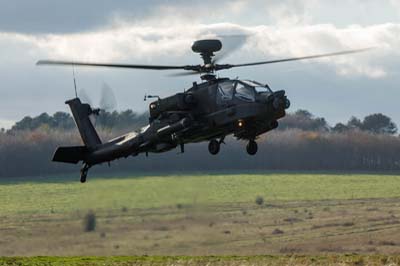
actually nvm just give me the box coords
[93,77,289,160]
[53,77,290,173]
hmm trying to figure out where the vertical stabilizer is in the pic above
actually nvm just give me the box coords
[66,98,102,148]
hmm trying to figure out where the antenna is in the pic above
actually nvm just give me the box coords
[72,65,78,98]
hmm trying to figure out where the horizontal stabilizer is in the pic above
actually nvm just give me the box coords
[52,146,88,164]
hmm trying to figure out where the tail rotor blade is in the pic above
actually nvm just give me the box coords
[100,83,117,111]
[89,114,97,126]
[78,88,93,106]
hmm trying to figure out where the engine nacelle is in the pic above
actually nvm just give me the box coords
[149,93,196,120]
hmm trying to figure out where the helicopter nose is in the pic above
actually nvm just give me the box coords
[271,90,289,110]
[284,98,291,109]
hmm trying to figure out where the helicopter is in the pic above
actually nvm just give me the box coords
[37,39,369,183]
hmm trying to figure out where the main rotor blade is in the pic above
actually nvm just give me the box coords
[223,48,374,69]
[37,60,189,70]
[168,71,200,77]
[213,34,249,63]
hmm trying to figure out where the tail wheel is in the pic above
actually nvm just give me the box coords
[208,139,220,155]
[80,171,87,183]
[246,140,258,155]
[80,164,90,183]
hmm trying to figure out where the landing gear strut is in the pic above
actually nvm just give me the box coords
[80,163,90,183]
[208,139,220,155]
[246,140,258,155]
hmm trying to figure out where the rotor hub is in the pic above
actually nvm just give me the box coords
[192,39,222,65]
[200,73,216,81]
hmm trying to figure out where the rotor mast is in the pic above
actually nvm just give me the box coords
[191,39,222,80]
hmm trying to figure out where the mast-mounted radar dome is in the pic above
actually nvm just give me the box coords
[191,39,222,66]
[191,39,222,54]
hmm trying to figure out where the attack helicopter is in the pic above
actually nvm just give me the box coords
[37,39,369,182]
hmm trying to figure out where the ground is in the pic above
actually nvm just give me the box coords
[2,255,400,266]
[1,172,400,264]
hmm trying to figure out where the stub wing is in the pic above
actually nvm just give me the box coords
[53,146,88,164]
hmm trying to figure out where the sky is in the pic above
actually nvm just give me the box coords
[0,0,400,129]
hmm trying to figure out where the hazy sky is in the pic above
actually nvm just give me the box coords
[0,0,399,128]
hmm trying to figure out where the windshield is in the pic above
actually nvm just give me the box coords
[235,81,256,102]
[216,81,235,104]
[241,80,272,93]
[217,80,272,104]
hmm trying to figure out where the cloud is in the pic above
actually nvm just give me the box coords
[2,21,398,79]
[0,19,399,130]
[249,23,400,78]
[2,0,398,34]
[390,0,400,12]
[1,1,399,129]
[262,0,319,26]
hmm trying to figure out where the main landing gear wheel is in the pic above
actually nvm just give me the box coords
[80,164,90,183]
[246,140,258,155]
[208,139,220,155]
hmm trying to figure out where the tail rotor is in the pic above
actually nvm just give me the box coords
[77,83,118,126]
[78,82,117,112]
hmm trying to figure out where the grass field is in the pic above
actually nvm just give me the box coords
[2,172,400,215]
[1,172,400,260]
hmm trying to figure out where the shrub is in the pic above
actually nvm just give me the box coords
[380,241,397,246]
[272,228,284,235]
[84,210,96,232]
[283,217,302,223]
[255,196,264,206]
[155,226,169,231]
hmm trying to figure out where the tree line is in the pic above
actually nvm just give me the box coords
[279,110,397,134]
[8,110,148,133]
[7,109,398,136]
[1,109,400,178]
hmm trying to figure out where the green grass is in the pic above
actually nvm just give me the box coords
[1,173,400,216]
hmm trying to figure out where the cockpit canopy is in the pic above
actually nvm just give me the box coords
[216,79,272,104]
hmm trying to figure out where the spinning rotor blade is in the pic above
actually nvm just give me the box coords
[78,89,98,125]
[37,45,374,75]
[99,83,117,111]
[223,48,373,69]
[37,60,189,70]
[213,34,249,63]
[78,88,92,105]
[78,84,117,112]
